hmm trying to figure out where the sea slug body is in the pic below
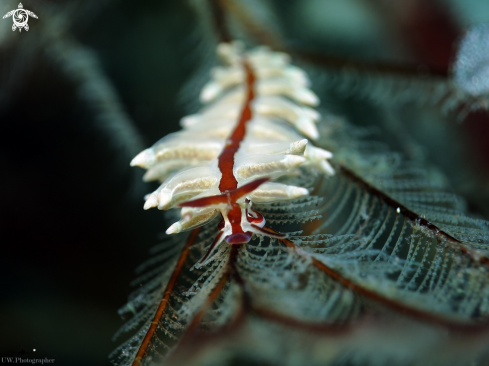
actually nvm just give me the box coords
[131,42,334,263]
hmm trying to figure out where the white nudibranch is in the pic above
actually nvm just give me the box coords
[131,42,334,242]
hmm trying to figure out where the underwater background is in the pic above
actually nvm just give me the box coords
[1,0,489,365]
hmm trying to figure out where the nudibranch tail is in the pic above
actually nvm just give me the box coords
[132,41,334,258]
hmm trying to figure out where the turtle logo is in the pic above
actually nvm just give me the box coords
[3,3,38,32]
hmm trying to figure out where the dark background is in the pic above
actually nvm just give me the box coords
[1,0,489,365]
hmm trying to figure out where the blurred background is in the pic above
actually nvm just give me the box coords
[1,0,489,365]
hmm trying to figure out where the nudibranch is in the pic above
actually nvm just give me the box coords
[131,42,334,264]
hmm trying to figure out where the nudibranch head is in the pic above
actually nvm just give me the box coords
[223,199,266,244]
[225,232,253,244]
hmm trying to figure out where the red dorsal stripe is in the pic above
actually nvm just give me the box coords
[179,177,270,208]
[217,61,256,192]
[180,60,263,210]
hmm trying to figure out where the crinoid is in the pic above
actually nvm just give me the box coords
[111,2,489,366]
